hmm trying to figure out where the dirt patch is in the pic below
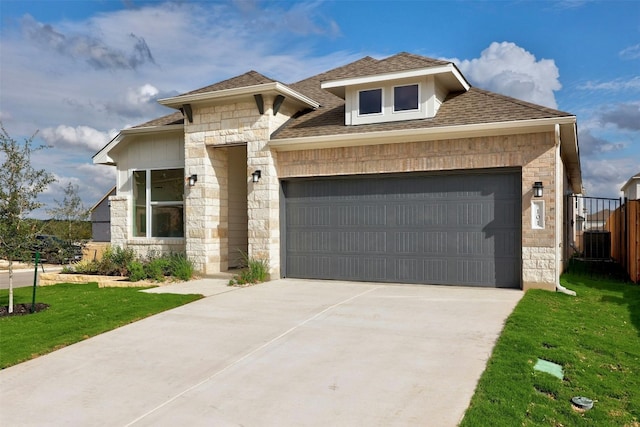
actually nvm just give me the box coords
[0,303,50,317]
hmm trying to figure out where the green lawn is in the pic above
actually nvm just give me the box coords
[0,283,202,369]
[460,272,640,426]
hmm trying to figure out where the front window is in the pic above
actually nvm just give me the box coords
[133,168,184,238]
[394,84,419,112]
[359,88,382,115]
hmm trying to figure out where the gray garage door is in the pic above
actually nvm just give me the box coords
[282,171,521,288]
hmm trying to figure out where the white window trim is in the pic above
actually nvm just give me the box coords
[347,79,431,125]
[357,87,384,117]
[132,168,185,239]
[392,83,421,114]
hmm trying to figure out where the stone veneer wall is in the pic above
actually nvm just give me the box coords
[276,131,560,289]
[109,195,129,249]
[183,95,295,275]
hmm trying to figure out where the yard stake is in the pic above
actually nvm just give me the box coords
[30,252,40,313]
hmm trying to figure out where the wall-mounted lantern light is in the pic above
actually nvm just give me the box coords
[188,174,198,187]
[252,170,262,183]
[533,181,544,198]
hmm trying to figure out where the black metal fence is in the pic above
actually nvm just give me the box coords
[565,195,623,261]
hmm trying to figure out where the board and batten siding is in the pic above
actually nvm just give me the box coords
[111,131,185,194]
[108,131,186,255]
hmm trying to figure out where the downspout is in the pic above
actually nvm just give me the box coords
[555,123,577,296]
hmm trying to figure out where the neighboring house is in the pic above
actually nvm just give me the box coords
[89,187,116,242]
[621,172,640,200]
[93,52,582,290]
[584,209,612,231]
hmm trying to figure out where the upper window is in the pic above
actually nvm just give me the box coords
[358,88,382,115]
[394,84,419,112]
[133,168,184,238]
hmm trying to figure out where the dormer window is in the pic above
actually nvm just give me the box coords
[321,62,470,126]
[358,88,382,115]
[394,84,419,112]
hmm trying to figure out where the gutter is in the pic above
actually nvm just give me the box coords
[270,116,577,151]
[554,123,577,297]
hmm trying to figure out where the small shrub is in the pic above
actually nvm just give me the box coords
[96,246,137,276]
[230,254,268,285]
[57,247,194,282]
[127,261,146,282]
[144,258,166,282]
[69,259,99,274]
[168,253,194,281]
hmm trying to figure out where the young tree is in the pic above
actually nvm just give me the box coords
[0,123,55,313]
[47,182,90,246]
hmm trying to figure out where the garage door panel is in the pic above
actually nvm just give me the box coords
[423,259,448,282]
[397,258,422,281]
[424,232,447,253]
[283,172,521,287]
[287,255,331,278]
[456,259,497,284]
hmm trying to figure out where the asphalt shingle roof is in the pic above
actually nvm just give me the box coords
[131,52,574,137]
[179,70,278,96]
[272,52,573,140]
[132,111,184,128]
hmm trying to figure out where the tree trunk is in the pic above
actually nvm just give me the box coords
[8,258,14,314]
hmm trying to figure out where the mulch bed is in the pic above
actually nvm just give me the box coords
[0,303,49,317]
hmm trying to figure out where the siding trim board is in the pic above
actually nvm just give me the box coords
[281,169,521,288]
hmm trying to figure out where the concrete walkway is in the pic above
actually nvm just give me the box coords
[0,278,522,426]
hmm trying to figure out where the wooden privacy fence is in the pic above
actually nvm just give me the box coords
[608,199,640,283]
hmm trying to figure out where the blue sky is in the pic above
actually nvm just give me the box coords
[1,0,638,217]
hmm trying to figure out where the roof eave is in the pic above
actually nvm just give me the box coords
[321,63,470,98]
[89,186,116,212]
[620,173,640,192]
[270,117,576,151]
[92,123,184,165]
[558,121,582,193]
[159,82,320,110]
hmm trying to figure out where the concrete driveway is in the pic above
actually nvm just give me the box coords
[0,279,522,426]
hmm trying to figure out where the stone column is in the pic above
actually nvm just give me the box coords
[109,195,129,249]
[247,95,280,278]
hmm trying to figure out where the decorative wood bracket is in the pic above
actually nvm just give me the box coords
[273,95,285,115]
[254,94,264,115]
[180,104,193,123]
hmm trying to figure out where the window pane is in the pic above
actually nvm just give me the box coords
[133,171,146,237]
[359,89,382,115]
[152,205,184,237]
[151,169,184,202]
[394,84,419,111]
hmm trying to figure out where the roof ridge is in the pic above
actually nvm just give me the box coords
[179,70,279,97]
[292,56,379,85]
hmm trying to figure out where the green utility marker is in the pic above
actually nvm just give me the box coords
[534,358,564,380]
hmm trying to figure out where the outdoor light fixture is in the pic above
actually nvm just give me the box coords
[252,170,262,183]
[188,174,198,186]
[533,181,544,198]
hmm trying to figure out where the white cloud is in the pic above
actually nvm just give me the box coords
[127,84,159,106]
[578,129,626,156]
[620,43,640,60]
[581,158,637,198]
[40,125,117,152]
[599,102,640,131]
[578,76,640,91]
[20,14,156,70]
[449,41,561,109]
